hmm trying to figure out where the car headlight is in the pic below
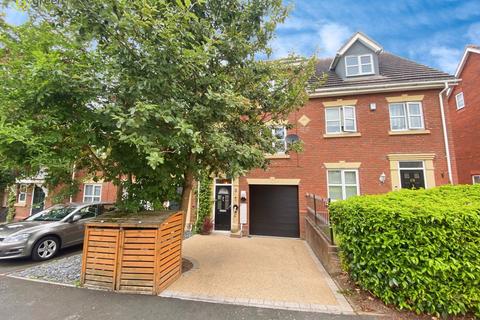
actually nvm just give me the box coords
[3,233,31,243]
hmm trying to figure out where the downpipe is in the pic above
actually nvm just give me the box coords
[438,82,455,184]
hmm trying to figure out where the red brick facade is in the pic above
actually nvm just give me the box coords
[447,49,480,184]
[240,89,457,237]
[13,175,117,220]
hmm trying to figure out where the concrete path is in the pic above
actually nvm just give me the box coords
[163,234,353,314]
[0,277,377,320]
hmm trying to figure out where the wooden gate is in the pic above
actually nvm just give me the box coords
[81,211,184,295]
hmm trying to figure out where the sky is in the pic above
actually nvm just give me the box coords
[3,0,480,74]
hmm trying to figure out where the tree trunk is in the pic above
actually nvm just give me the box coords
[180,168,195,227]
[115,179,123,204]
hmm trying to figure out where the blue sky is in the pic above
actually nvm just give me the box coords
[274,0,480,73]
[3,0,480,73]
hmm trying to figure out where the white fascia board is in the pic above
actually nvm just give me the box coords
[16,179,46,184]
[338,33,383,56]
[309,80,458,98]
[454,47,480,78]
[329,32,383,70]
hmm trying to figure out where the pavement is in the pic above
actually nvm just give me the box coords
[0,277,377,320]
[164,234,353,314]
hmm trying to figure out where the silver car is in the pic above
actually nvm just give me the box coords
[0,202,114,261]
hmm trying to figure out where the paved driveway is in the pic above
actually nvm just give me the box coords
[162,234,353,314]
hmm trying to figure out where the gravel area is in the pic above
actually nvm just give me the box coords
[11,232,193,286]
[12,254,82,285]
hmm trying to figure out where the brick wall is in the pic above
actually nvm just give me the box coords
[13,172,118,220]
[448,52,480,184]
[240,88,456,237]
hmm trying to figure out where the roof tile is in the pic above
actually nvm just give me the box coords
[311,52,455,90]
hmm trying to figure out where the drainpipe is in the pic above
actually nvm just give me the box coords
[438,82,454,184]
[196,180,200,225]
[69,163,76,203]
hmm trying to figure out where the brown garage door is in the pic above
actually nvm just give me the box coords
[249,185,299,238]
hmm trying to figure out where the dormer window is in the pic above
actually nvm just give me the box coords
[345,54,374,77]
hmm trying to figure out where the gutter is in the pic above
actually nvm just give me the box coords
[309,79,458,98]
[438,82,456,184]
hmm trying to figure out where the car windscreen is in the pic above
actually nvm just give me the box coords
[26,205,78,222]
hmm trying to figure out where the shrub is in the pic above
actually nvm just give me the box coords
[194,172,213,234]
[330,185,480,317]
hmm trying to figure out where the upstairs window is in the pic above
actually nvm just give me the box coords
[345,54,374,76]
[83,184,102,203]
[272,126,287,154]
[389,102,424,131]
[325,106,357,134]
[455,92,465,110]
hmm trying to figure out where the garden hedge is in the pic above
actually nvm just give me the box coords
[330,185,480,317]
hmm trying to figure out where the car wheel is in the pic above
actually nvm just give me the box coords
[32,236,60,261]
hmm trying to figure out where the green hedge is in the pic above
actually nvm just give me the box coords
[330,185,480,317]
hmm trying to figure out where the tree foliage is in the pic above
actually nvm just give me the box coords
[0,0,315,211]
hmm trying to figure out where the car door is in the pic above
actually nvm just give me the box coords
[62,205,99,246]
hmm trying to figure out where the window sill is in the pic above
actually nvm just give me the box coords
[14,202,27,207]
[323,133,362,138]
[389,130,430,136]
[265,154,291,159]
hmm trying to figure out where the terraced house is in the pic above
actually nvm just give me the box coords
[210,33,459,238]
[447,45,480,185]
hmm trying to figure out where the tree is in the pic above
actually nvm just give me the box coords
[0,0,315,213]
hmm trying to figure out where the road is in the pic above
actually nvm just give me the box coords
[0,277,377,320]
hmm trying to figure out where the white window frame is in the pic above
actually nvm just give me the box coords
[325,106,357,134]
[389,102,425,131]
[272,126,287,154]
[18,184,27,203]
[83,184,102,203]
[345,54,374,77]
[455,92,465,110]
[473,175,480,185]
[327,169,360,201]
[398,161,427,189]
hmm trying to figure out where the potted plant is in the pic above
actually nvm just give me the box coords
[201,217,214,235]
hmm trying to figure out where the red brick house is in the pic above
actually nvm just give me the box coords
[209,33,459,238]
[13,170,117,220]
[447,45,480,185]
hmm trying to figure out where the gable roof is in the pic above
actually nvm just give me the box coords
[311,52,456,96]
[454,45,480,78]
[329,32,383,70]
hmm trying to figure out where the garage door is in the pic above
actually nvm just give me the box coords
[249,185,299,237]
